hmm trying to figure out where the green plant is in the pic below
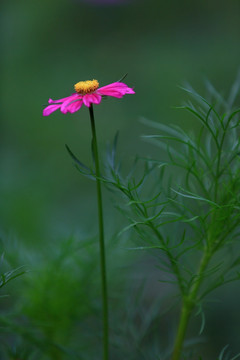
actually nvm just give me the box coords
[98,78,240,359]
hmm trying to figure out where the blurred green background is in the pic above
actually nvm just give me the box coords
[1,0,240,359]
[2,0,240,242]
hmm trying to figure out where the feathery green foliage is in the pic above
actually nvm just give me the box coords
[98,78,240,359]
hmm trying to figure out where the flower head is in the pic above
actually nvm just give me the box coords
[43,79,135,116]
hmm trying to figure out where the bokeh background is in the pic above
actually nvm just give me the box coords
[1,0,240,359]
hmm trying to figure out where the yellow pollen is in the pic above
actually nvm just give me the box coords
[74,79,99,95]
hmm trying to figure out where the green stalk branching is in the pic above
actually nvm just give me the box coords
[100,81,240,359]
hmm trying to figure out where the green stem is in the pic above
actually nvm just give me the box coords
[148,224,185,295]
[171,248,212,360]
[89,104,109,360]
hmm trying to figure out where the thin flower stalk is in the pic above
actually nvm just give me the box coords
[89,104,109,360]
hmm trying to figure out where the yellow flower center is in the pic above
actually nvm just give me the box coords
[74,79,99,95]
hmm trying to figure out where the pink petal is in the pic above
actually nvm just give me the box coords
[60,94,83,114]
[83,93,102,107]
[61,99,83,114]
[43,104,62,116]
[49,94,79,104]
[43,94,80,116]
[97,82,135,98]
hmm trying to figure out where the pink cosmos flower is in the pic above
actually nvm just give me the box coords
[43,79,135,116]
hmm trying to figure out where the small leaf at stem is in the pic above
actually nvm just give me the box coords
[65,144,91,171]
